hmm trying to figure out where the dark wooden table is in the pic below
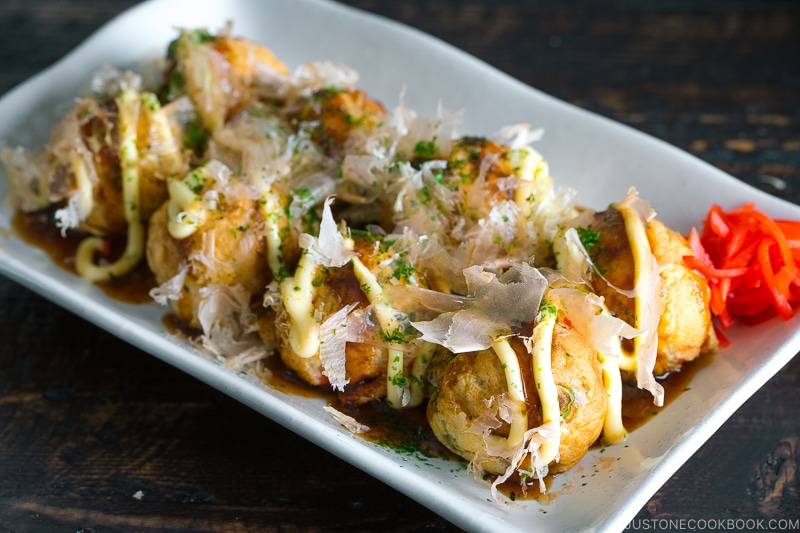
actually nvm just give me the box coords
[1,1,799,531]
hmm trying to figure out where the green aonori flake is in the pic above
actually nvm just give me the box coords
[576,227,601,251]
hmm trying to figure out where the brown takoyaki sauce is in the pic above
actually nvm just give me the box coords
[621,348,715,432]
[12,209,154,303]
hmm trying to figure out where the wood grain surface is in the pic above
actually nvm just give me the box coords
[0,1,798,531]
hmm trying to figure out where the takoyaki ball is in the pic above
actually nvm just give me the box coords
[292,88,386,158]
[427,347,514,475]
[444,137,517,210]
[79,96,185,236]
[580,209,637,324]
[277,232,417,404]
[579,208,717,375]
[392,134,569,271]
[427,316,607,476]
[163,29,290,131]
[3,92,186,238]
[73,100,132,237]
[421,345,455,397]
[550,320,608,472]
[646,218,718,375]
[213,34,290,84]
[276,257,387,402]
[146,183,271,330]
[393,136,518,234]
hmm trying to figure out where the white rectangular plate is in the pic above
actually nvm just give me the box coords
[1,1,799,532]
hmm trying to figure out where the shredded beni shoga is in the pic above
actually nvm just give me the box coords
[1,25,718,504]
